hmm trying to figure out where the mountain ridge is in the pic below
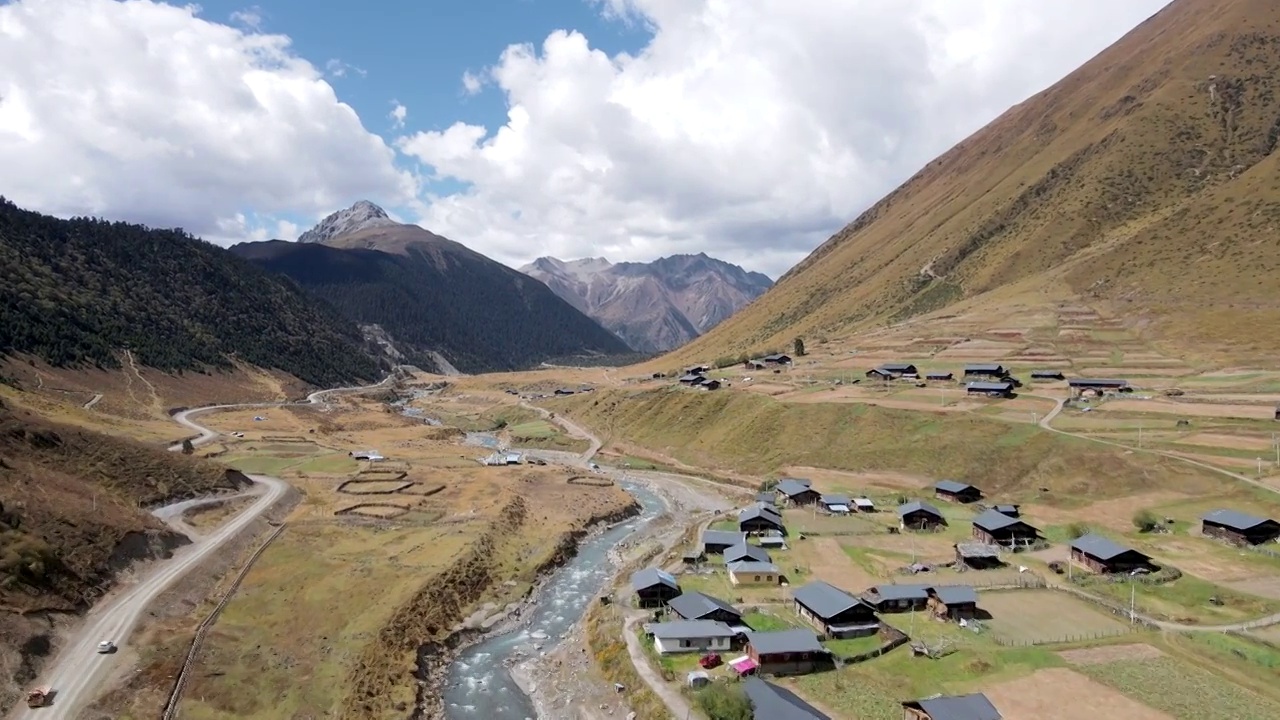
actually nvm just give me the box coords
[520,253,772,352]
[666,0,1280,365]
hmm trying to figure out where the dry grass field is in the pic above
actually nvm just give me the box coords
[980,591,1131,645]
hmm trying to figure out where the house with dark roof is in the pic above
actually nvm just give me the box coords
[963,364,1008,380]
[992,504,1020,517]
[792,581,879,638]
[668,591,744,627]
[775,478,820,506]
[853,497,876,513]
[935,480,982,504]
[1201,509,1280,546]
[902,692,1002,720]
[927,586,979,621]
[861,584,930,613]
[728,561,781,586]
[758,533,787,550]
[725,543,772,565]
[899,501,946,531]
[820,494,853,514]
[703,529,748,555]
[745,359,768,371]
[763,354,792,365]
[754,492,776,506]
[867,362,919,380]
[739,505,787,535]
[925,371,954,381]
[678,373,708,385]
[953,542,1003,570]
[1031,370,1065,381]
[631,568,681,608]
[1070,534,1156,574]
[745,629,831,675]
[965,380,1014,398]
[743,677,831,720]
[648,620,736,654]
[1068,378,1131,394]
[970,509,1041,547]
[700,379,723,391]
[686,365,710,375]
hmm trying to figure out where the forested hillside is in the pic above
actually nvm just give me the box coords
[0,199,381,386]
[232,233,633,373]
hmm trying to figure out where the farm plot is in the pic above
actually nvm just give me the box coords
[980,590,1130,645]
[1077,656,1280,720]
[783,509,882,535]
[982,667,1173,720]
[1102,400,1276,420]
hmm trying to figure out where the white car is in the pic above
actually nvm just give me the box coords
[96,640,116,654]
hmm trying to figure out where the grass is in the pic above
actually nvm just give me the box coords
[1082,573,1280,625]
[1184,632,1280,670]
[293,453,359,474]
[980,590,1131,644]
[823,634,883,657]
[219,453,308,475]
[1078,656,1280,720]
[742,610,802,632]
[550,388,1226,502]
[177,523,475,719]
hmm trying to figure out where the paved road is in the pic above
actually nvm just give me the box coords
[11,371,401,719]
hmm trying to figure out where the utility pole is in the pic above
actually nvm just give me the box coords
[1138,425,1142,449]
[1129,576,1137,625]
[1258,457,1264,478]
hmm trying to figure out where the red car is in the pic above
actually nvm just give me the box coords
[698,653,722,669]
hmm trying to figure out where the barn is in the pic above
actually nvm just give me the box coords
[631,568,682,608]
[970,509,1041,548]
[965,381,1014,398]
[963,364,1009,380]
[1069,534,1156,574]
[792,581,880,639]
[899,501,946,531]
[739,504,787,535]
[935,480,982,504]
[1201,509,1280,546]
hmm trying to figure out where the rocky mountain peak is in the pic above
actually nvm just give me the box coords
[298,200,399,244]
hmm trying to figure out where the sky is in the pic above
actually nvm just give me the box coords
[0,0,1174,278]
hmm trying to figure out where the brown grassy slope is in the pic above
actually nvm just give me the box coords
[667,0,1280,365]
[549,389,1220,501]
[0,401,246,611]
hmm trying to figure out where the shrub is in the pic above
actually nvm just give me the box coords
[1132,509,1160,533]
[694,682,752,720]
[1066,521,1091,539]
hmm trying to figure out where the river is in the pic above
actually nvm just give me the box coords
[442,481,665,719]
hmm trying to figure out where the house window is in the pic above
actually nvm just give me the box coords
[754,575,761,581]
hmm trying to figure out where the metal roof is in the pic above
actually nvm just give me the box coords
[1070,533,1143,561]
[1068,378,1129,387]
[649,620,736,640]
[1031,370,1064,377]
[755,493,776,504]
[933,586,979,605]
[971,509,1027,532]
[776,478,815,497]
[966,381,1014,391]
[792,581,871,620]
[907,693,1002,720]
[820,494,852,506]
[993,504,1020,515]
[898,500,943,517]
[746,629,825,655]
[668,591,741,621]
[964,364,1006,372]
[1202,508,1275,531]
[926,371,954,378]
[743,677,831,720]
[630,567,679,592]
[865,584,930,602]
[679,373,707,383]
[853,498,875,507]
[703,529,748,548]
[727,560,780,574]
[725,544,772,564]
[955,542,1001,559]
[935,480,977,494]
[739,505,785,526]
[881,362,918,371]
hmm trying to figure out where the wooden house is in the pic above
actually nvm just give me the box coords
[1031,370,1065,381]
[965,381,1014,398]
[963,364,1008,380]
[953,543,1003,570]
[792,581,880,639]
[631,568,681,608]
[725,543,772,565]
[926,586,979,621]
[1069,534,1156,574]
[775,478,820,506]
[745,629,831,676]
[925,371,954,381]
[861,584,929,613]
[898,501,946,531]
[702,529,747,555]
[743,678,831,720]
[970,509,1041,547]
[739,505,787,535]
[902,693,1002,720]
[668,591,745,627]
[934,480,982,504]
[1201,509,1280,546]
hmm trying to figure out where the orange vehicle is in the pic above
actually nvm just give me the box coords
[26,686,52,708]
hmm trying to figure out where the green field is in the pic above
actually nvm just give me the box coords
[1079,656,1280,720]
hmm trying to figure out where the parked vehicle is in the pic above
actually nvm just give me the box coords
[26,686,51,708]
[97,640,116,654]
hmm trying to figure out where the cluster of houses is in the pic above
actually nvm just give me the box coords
[676,365,723,391]
[861,361,1134,400]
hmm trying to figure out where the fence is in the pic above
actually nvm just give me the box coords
[160,523,288,720]
[992,626,1139,647]
[880,572,1048,590]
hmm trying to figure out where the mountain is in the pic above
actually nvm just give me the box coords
[297,200,399,244]
[670,0,1280,364]
[520,254,773,352]
[0,198,381,386]
[231,204,634,372]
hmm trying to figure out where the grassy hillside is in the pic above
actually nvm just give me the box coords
[669,0,1280,365]
[549,388,1221,502]
[0,198,381,386]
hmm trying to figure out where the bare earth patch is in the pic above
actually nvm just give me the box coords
[783,466,932,493]
[1102,399,1275,420]
[982,668,1173,720]
[1223,577,1280,601]
[1059,643,1167,665]
[1022,492,1191,532]
[795,538,881,591]
[739,382,795,396]
[1180,433,1276,451]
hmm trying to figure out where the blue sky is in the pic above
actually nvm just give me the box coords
[204,0,650,214]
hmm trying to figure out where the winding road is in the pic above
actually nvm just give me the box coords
[10,372,399,719]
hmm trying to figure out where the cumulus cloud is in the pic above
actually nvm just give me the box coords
[461,70,485,96]
[325,58,367,79]
[401,0,1172,276]
[0,0,412,240]
[229,6,263,30]
[389,101,408,129]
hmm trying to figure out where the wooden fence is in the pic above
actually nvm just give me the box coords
[160,523,288,720]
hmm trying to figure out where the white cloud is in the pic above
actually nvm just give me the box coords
[401,0,1173,277]
[389,101,408,129]
[0,0,412,241]
[461,70,485,95]
[325,58,367,79]
[229,5,263,30]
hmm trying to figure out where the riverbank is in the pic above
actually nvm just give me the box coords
[505,471,733,719]
[419,496,644,718]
